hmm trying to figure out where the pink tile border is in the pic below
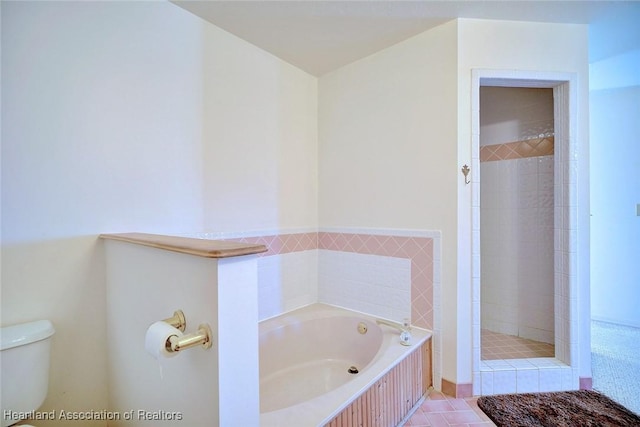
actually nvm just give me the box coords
[230,231,434,330]
[480,136,554,162]
[232,232,318,257]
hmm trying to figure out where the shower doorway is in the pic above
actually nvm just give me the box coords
[479,86,555,360]
[471,70,579,396]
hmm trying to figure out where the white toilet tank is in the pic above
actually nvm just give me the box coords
[0,320,55,427]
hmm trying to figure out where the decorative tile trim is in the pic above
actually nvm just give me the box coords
[319,226,440,239]
[226,230,435,331]
[480,136,554,162]
[232,232,317,257]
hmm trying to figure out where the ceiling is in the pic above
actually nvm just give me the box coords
[173,1,640,76]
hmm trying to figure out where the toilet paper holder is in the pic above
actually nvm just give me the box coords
[162,310,186,332]
[161,310,213,353]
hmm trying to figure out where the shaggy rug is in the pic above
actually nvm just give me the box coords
[477,390,640,427]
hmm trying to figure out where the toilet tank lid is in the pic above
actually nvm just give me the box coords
[1,320,55,351]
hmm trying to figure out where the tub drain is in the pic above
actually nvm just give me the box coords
[347,366,359,374]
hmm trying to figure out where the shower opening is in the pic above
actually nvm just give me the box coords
[471,70,578,396]
[479,86,555,360]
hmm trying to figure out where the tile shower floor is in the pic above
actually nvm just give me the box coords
[481,329,554,360]
[404,390,495,426]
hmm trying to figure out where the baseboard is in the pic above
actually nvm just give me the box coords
[441,378,473,398]
[580,377,593,390]
[591,316,640,329]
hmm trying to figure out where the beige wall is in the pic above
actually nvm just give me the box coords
[1,2,317,424]
[319,26,459,384]
[201,24,318,232]
[318,20,458,232]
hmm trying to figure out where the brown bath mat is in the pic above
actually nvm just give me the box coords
[477,390,640,426]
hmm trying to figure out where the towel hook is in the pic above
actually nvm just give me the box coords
[461,164,471,185]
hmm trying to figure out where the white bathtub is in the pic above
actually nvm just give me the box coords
[259,304,431,427]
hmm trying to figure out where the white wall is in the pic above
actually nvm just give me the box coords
[1,2,317,424]
[589,48,640,327]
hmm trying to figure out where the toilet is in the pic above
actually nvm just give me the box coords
[0,320,55,427]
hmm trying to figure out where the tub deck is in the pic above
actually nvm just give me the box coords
[259,304,432,427]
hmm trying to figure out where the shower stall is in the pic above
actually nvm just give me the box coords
[479,86,556,361]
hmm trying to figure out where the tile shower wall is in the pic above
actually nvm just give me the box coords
[258,250,318,320]
[318,250,411,321]
[480,148,555,344]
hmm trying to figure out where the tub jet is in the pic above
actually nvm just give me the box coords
[347,366,359,374]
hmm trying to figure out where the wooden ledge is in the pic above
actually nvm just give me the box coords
[99,233,267,258]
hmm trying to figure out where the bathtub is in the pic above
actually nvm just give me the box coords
[259,304,432,427]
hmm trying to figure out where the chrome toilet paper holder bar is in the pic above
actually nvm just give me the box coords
[161,310,213,353]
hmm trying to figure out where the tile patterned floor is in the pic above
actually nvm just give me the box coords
[404,390,496,426]
[481,329,554,360]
